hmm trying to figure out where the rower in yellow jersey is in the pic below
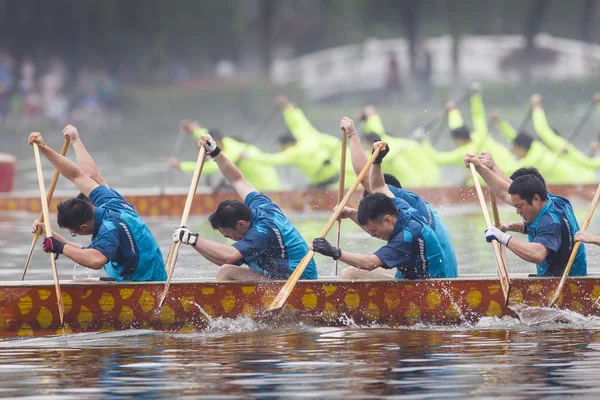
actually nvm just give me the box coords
[530,93,599,182]
[169,120,281,192]
[359,106,441,187]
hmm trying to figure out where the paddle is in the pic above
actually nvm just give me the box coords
[161,128,186,195]
[159,146,207,309]
[334,129,348,275]
[548,181,600,307]
[565,101,596,144]
[469,163,511,305]
[266,143,385,311]
[490,193,508,268]
[517,106,532,133]
[32,143,65,327]
[428,91,470,147]
[211,105,279,194]
[23,138,70,280]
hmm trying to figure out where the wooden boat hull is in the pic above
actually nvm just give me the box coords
[0,183,596,216]
[0,153,16,193]
[0,277,598,337]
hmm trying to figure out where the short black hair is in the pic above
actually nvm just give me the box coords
[364,133,381,143]
[57,198,95,231]
[357,193,399,225]
[76,192,92,203]
[508,174,548,204]
[208,128,223,141]
[278,133,296,145]
[513,132,533,151]
[384,173,401,189]
[451,126,471,140]
[208,199,252,229]
[509,167,547,188]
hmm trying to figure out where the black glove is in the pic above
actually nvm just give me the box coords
[43,237,65,260]
[312,237,342,260]
[373,142,389,165]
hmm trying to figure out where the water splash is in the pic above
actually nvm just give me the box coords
[189,302,267,336]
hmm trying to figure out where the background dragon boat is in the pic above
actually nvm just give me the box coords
[0,183,596,217]
[0,275,598,337]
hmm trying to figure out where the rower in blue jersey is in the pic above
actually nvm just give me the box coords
[312,192,446,280]
[172,133,317,281]
[29,128,166,282]
[465,153,586,277]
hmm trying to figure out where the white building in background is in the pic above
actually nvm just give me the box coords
[271,33,600,101]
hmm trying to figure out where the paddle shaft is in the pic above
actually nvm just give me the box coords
[549,181,600,307]
[469,163,511,305]
[23,138,70,281]
[429,91,470,147]
[566,101,596,143]
[267,144,385,311]
[490,192,509,268]
[160,146,207,308]
[517,106,532,132]
[33,143,65,327]
[334,132,348,275]
[161,130,187,194]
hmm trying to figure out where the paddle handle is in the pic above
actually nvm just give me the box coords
[160,146,207,308]
[490,192,509,270]
[24,138,69,280]
[33,143,65,326]
[549,181,600,306]
[469,163,511,305]
[267,144,385,311]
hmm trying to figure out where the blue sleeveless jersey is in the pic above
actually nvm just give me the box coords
[88,186,166,282]
[524,196,586,277]
[388,185,457,277]
[232,192,317,280]
[374,198,445,279]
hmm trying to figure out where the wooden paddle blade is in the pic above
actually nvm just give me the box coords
[50,254,65,326]
[22,231,40,280]
[550,181,600,307]
[267,144,385,311]
[159,241,180,308]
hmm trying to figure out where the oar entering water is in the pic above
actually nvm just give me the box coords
[334,127,348,275]
[159,146,207,309]
[32,142,65,327]
[266,143,385,311]
[23,137,70,280]
[549,181,600,307]
[469,163,511,305]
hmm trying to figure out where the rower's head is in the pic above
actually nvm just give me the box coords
[278,133,296,151]
[451,126,471,147]
[56,198,96,236]
[512,132,534,159]
[208,128,224,148]
[362,174,402,198]
[357,193,399,241]
[208,200,252,241]
[510,167,547,188]
[508,174,548,224]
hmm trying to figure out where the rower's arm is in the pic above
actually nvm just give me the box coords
[448,108,464,130]
[36,141,99,197]
[532,107,567,153]
[283,107,320,141]
[61,247,108,270]
[192,237,243,265]
[67,129,109,187]
[465,154,513,204]
[211,151,255,201]
[192,127,209,140]
[348,132,371,190]
[506,238,550,264]
[369,163,394,197]
[497,120,518,142]
[337,250,383,271]
[249,146,301,167]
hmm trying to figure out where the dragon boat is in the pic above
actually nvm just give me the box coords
[0,275,598,337]
[0,183,596,217]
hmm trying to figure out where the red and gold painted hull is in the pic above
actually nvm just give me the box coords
[1,277,598,337]
[0,183,596,216]
[0,153,16,193]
